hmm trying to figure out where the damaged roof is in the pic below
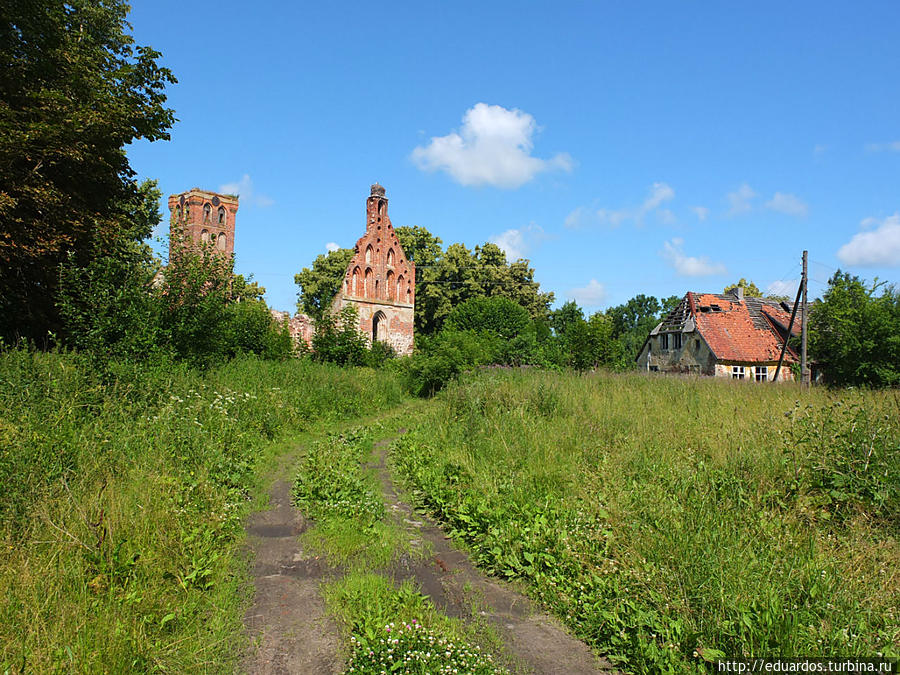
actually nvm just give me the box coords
[653,290,799,364]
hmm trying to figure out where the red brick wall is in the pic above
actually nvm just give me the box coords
[333,184,415,355]
[167,189,239,257]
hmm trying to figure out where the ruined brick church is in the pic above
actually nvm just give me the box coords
[329,183,415,354]
[168,183,415,355]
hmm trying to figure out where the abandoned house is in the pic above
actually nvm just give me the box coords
[636,287,799,381]
[329,183,415,355]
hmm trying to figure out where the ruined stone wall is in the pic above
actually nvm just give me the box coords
[271,310,315,351]
[331,184,415,356]
[167,188,239,257]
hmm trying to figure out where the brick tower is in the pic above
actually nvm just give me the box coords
[167,188,239,256]
[333,184,415,355]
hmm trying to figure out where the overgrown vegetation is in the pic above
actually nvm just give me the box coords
[390,370,900,673]
[291,426,508,674]
[0,350,406,672]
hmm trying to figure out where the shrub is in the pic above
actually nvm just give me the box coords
[445,297,530,340]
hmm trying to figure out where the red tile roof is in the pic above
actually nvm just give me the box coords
[689,292,798,364]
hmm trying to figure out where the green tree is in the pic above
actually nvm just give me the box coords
[0,0,176,343]
[393,227,553,335]
[294,248,354,318]
[445,296,530,340]
[311,305,369,366]
[56,180,163,358]
[724,279,763,297]
[157,228,234,365]
[551,300,584,338]
[809,271,900,387]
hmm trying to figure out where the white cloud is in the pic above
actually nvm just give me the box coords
[767,279,799,297]
[568,279,608,307]
[765,192,808,218]
[864,141,900,153]
[219,174,274,208]
[489,224,545,261]
[726,183,756,216]
[692,206,709,222]
[813,144,828,156]
[657,208,677,225]
[326,242,340,253]
[661,238,727,277]
[411,103,573,188]
[564,181,675,229]
[837,213,900,266]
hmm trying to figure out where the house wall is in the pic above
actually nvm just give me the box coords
[638,331,717,375]
[637,332,796,382]
[713,363,795,382]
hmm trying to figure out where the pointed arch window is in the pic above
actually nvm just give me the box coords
[203,203,211,224]
[387,248,395,267]
[218,206,226,225]
[365,268,374,296]
[365,245,373,265]
[201,229,210,244]
[386,270,395,300]
[217,233,227,251]
[352,267,361,296]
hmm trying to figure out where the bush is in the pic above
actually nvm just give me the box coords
[403,330,499,396]
[445,296,530,340]
[222,301,293,360]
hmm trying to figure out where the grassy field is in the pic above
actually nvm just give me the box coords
[0,350,406,673]
[291,425,508,674]
[2,351,897,674]
[390,370,900,673]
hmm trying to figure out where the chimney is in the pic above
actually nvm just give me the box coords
[733,286,744,301]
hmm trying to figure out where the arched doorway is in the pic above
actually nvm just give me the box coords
[372,311,386,344]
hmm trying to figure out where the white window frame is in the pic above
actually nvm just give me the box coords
[755,366,768,382]
[732,366,745,379]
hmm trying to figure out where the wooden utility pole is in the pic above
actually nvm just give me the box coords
[773,277,803,383]
[801,250,809,388]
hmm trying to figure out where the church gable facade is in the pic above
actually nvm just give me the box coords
[332,184,415,355]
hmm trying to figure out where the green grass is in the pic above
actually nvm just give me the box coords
[390,370,900,674]
[291,425,508,674]
[0,349,407,673]
[323,573,505,675]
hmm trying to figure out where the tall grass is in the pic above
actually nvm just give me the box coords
[391,370,900,673]
[0,349,406,673]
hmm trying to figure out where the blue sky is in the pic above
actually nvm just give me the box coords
[127,1,900,313]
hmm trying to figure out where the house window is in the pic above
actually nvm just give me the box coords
[732,366,745,379]
[217,206,226,225]
[673,333,682,349]
[203,204,211,224]
[755,366,768,382]
[660,334,669,350]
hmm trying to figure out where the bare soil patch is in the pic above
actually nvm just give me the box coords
[241,450,342,675]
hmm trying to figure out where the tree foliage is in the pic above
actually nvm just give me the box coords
[444,296,530,340]
[294,247,354,319]
[724,278,763,297]
[0,0,176,342]
[394,227,553,335]
[809,271,900,387]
